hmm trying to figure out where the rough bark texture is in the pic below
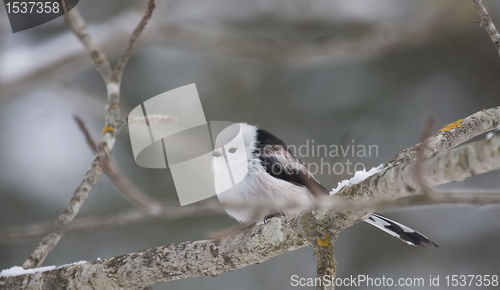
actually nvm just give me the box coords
[300,210,337,290]
[390,106,500,164]
[473,0,500,56]
[4,1,500,288]
[3,218,308,290]
[21,161,104,269]
[3,132,500,289]
[338,132,500,201]
[21,1,155,270]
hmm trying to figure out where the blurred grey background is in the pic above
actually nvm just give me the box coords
[1,0,500,289]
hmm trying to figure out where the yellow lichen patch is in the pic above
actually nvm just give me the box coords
[102,125,115,136]
[317,234,331,247]
[439,119,464,132]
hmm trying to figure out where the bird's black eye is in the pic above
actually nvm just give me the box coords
[228,147,237,153]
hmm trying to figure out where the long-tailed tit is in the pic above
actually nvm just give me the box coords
[212,123,437,247]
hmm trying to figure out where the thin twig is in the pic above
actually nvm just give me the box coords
[473,0,500,56]
[415,117,436,195]
[61,2,113,83]
[102,162,163,211]
[73,115,161,211]
[73,115,98,152]
[22,1,156,270]
[114,0,156,82]
[0,203,224,243]
[2,188,500,244]
[128,114,178,125]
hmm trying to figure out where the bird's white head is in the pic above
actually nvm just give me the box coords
[211,123,259,193]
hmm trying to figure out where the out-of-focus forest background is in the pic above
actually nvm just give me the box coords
[1,0,500,289]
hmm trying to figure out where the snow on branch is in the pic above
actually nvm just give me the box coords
[3,115,500,289]
[3,1,500,289]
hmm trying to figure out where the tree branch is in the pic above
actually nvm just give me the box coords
[21,1,156,270]
[113,0,155,83]
[300,210,337,290]
[4,124,500,289]
[390,106,500,164]
[73,115,161,211]
[2,189,500,244]
[60,2,113,83]
[3,106,500,245]
[2,1,498,288]
[473,0,500,56]
[388,0,500,166]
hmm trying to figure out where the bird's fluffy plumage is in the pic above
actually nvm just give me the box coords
[212,123,437,247]
[213,123,312,223]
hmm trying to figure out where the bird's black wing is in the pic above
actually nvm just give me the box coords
[255,129,329,197]
[255,130,437,247]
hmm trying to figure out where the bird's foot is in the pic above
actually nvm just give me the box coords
[263,212,285,224]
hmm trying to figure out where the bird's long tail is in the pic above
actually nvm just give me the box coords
[364,213,438,247]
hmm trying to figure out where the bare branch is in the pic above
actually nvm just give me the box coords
[0,203,225,243]
[390,106,500,164]
[60,2,113,83]
[113,0,156,82]
[473,0,500,56]
[73,115,161,211]
[300,211,337,290]
[128,114,178,125]
[21,1,156,269]
[73,115,98,152]
[415,117,436,195]
[103,162,163,211]
[2,188,500,244]
[4,2,498,287]
[4,131,500,288]
[337,132,500,202]
[0,11,151,103]
[21,158,105,269]
[1,217,309,290]
[5,122,500,245]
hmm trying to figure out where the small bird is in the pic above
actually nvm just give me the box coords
[212,123,437,247]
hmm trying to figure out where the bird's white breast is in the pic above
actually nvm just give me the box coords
[214,158,312,224]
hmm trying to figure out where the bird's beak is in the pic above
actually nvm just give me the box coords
[212,148,223,157]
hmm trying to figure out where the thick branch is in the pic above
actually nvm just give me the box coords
[4,129,500,289]
[338,132,500,201]
[2,217,309,290]
[300,210,337,290]
[5,110,500,245]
